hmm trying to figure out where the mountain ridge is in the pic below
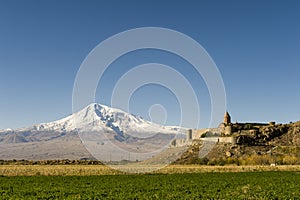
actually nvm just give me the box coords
[0,103,186,160]
[0,103,185,143]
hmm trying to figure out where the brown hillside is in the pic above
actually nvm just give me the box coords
[174,121,300,165]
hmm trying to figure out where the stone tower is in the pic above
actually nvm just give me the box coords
[187,129,193,140]
[224,111,231,125]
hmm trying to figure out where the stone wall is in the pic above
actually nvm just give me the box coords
[171,136,235,148]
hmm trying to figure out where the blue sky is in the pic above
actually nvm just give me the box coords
[0,0,299,129]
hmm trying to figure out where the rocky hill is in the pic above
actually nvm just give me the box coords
[174,121,300,165]
[232,121,299,146]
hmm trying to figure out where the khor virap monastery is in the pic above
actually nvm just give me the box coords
[171,112,276,147]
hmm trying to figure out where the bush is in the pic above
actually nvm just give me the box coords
[198,157,209,165]
[243,124,253,130]
[282,156,299,165]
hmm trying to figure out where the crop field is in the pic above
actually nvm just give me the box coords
[1,164,300,176]
[0,170,299,199]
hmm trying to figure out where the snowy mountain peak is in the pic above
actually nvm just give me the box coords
[75,103,182,137]
[3,103,185,137]
[0,103,186,161]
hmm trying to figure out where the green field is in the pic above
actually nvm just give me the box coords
[0,171,299,199]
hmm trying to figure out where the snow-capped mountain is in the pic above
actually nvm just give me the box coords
[1,103,184,140]
[0,103,186,160]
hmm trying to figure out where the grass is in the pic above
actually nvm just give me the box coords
[0,164,299,176]
[0,171,299,199]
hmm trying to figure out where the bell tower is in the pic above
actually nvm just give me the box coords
[224,111,231,125]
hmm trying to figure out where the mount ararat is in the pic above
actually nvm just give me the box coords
[0,103,186,161]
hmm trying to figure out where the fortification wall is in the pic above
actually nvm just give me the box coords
[192,129,210,139]
[200,137,235,143]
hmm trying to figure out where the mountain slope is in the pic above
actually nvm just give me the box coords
[0,103,186,161]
